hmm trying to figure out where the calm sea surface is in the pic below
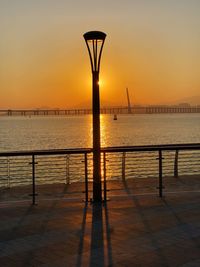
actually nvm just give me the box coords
[0,114,200,151]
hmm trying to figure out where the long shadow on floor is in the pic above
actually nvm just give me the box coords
[76,203,88,267]
[122,178,169,266]
[76,202,113,267]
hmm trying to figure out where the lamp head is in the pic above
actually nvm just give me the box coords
[83,31,106,41]
[83,31,106,72]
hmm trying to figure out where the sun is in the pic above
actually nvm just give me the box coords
[98,80,102,86]
[98,78,106,87]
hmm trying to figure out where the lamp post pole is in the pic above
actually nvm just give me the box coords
[92,70,101,201]
[83,31,106,202]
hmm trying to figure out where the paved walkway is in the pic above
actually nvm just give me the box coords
[0,177,200,266]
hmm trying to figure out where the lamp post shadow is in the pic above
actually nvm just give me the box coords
[90,203,104,266]
[76,203,113,267]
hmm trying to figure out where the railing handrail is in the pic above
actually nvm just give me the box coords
[101,143,200,153]
[1,143,200,157]
[0,148,92,157]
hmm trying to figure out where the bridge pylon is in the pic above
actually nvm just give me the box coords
[126,87,132,114]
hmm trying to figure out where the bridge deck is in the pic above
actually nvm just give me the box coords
[1,106,200,116]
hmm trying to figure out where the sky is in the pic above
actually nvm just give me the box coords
[0,0,200,109]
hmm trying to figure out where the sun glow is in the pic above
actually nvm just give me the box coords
[98,75,107,88]
[98,79,103,86]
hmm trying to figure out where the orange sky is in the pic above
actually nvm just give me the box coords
[1,0,200,109]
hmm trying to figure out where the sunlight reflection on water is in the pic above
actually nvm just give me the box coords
[0,114,200,151]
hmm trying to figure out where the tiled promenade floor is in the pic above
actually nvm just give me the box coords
[0,176,200,267]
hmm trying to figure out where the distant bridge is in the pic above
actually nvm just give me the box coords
[0,106,200,116]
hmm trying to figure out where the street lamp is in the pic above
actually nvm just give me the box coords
[83,30,106,202]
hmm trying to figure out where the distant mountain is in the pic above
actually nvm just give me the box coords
[74,99,123,109]
[34,106,51,110]
[32,95,200,110]
[171,96,200,106]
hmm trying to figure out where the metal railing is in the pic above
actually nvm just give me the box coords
[0,148,92,204]
[0,143,200,204]
[102,143,200,198]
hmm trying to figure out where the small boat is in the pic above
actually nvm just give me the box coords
[113,114,117,120]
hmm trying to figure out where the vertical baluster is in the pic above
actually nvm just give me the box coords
[122,152,126,180]
[66,154,70,184]
[174,150,179,177]
[7,157,10,188]
[29,155,37,205]
[84,153,88,202]
[103,152,107,201]
[158,150,163,197]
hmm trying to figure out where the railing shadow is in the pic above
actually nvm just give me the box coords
[162,198,199,248]
[76,203,88,267]
[121,178,169,266]
[122,176,132,196]
[104,203,113,267]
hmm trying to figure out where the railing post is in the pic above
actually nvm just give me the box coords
[7,157,10,188]
[66,155,70,184]
[158,150,163,198]
[84,153,88,202]
[174,150,179,177]
[30,155,37,205]
[103,152,107,201]
[122,152,126,180]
